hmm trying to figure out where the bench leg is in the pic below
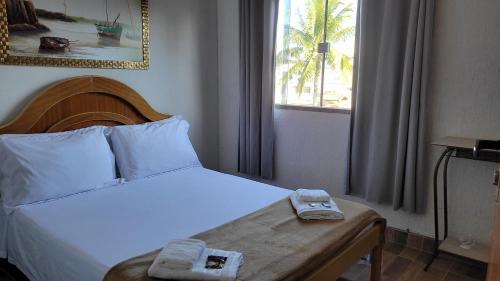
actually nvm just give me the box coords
[370,244,383,281]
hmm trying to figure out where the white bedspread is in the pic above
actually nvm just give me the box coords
[5,167,291,281]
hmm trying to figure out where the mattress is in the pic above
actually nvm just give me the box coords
[5,167,292,281]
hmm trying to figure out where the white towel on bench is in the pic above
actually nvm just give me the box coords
[290,190,344,220]
[154,239,207,270]
[148,248,243,281]
[296,188,331,202]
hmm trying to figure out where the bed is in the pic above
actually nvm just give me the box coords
[0,76,386,281]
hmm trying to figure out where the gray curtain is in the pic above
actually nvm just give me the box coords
[238,0,279,179]
[348,0,435,213]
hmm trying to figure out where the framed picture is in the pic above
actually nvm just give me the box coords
[0,0,149,69]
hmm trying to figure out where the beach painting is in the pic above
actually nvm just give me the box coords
[0,0,149,69]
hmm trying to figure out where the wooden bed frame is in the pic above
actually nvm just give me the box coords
[0,76,386,281]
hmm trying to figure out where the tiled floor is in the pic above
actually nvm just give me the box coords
[340,242,488,281]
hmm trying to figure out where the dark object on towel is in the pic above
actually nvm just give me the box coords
[205,255,227,269]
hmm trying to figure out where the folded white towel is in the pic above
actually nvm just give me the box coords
[148,248,243,281]
[290,191,344,220]
[157,239,207,270]
[296,188,331,202]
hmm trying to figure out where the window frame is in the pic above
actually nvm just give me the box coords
[273,0,355,113]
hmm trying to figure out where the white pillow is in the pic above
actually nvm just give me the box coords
[0,126,117,209]
[110,117,201,180]
[2,126,116,175]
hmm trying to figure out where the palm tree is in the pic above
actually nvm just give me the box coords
[276,0,355,106]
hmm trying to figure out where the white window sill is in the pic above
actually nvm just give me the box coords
[275,104,351,115]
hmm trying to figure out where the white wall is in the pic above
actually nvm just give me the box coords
[217,0,500,245]
[0,0,220,169]
[218,0,240,173]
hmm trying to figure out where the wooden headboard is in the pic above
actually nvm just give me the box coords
[0,76,171,134]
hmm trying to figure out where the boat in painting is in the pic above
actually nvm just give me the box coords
[39,37,71,52]
[95,0,123,41]
[95,19,123,40]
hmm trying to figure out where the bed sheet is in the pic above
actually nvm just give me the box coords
[7,167,291,281]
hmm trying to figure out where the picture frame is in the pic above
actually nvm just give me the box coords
[0,0,149,69]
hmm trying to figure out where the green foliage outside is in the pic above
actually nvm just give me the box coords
[276,0,355,106]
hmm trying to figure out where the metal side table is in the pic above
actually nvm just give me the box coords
[426,137,500,271]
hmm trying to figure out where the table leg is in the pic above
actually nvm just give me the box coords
[370,245,383,281]
[443,149,454,240]
[425,147,451,271]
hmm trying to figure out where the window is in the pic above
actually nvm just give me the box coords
[274,0,357,110]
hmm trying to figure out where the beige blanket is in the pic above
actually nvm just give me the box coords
[104,198,383,281]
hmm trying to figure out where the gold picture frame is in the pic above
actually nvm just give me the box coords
[0,0,149,70]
